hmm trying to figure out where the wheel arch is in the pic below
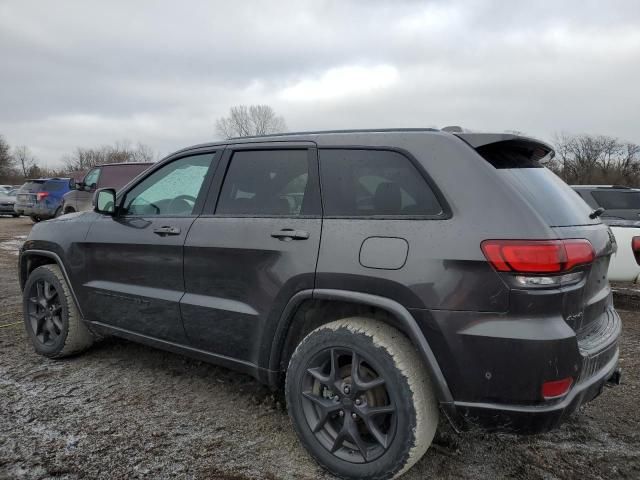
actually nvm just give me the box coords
[20,249,85,319]
[267,288,454,406]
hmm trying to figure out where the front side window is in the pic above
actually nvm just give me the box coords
[319,149,443,217]
[123,153,214,216]
[216,149,310,216]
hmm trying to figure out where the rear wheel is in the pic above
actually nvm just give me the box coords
[54,206,62,217]
[23,264,94,358]
[12,213,19,218]
[30,215,40,223]
[286,318,438,479]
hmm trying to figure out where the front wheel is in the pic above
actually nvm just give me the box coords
[23,264,94,358]
[30,215,40,223]
[286,318,438,480]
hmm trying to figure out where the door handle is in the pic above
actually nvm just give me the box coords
[271,229,310,241]
[153,226,181,236]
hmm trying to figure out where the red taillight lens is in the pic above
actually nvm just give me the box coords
[542,377,573,400]
[36,191,49,202]
[481,239,594,274]
[632,236,640,266]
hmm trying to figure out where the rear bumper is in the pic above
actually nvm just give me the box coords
[14,204,56,218]
[412,303,622,434]
[450,347,619,434]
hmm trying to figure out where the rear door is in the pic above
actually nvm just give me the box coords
[82,151,219,341]
[182,143,321,364]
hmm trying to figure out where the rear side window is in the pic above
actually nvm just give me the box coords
[319,149,443,217]
[216,150,312,216]
[592,191,640,210]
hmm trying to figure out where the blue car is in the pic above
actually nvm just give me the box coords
[14,178,74,222]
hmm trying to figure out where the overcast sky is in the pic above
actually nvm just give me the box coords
[1,0,639,167]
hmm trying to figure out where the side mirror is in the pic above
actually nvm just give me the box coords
[94,188,116,215]
[75,182,85,191]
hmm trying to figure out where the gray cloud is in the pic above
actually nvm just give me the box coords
[1,0,639,166]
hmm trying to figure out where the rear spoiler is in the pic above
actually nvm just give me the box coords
[453,133,555,162]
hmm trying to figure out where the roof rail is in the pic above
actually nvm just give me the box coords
[226,128,440,141]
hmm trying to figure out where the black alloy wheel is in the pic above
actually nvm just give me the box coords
[301,347,397,463]
[27,278,63,346]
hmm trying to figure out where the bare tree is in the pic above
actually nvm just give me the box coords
[215,104,287,139]
[0,135,15,181]
[13,145,37,177]
[63,141,157,171]
[552,133,640,186]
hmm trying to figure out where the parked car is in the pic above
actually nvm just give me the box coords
[61,162,153,214]
[0,184,13,194]
[19,130,621,480]
[573,185,640,282]
[14,178,74,222]
[0,188,19,217]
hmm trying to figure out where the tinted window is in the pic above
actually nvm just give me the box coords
[43,182,66,192]
[475,140,549,169]
[498,169,598,226]
[124,154,214,216]
[319,149,442,217]
[216,150,310,216]
[592,191,640,210]
[20,181,46,192]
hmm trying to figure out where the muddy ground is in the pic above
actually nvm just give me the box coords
[0,216,638,479]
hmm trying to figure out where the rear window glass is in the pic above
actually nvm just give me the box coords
[20,180,68,192]
[473,140,597,226]
[320,149,443,217]
[43,182,66,192]
[592,191,640,210]
[19,181,45,192]
[475,140,549,169]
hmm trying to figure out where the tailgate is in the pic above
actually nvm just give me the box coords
[553,223,617,348]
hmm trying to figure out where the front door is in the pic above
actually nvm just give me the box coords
[82,151,218,341]
[182,145,321,364]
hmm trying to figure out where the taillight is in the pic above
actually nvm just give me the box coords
[542,377,573,400]
[481,239,595,274]
[36,191,49,202]
[633,237,640,266]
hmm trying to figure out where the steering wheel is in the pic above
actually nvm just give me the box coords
[167,194,197,214]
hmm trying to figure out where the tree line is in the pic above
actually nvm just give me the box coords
[2,103,639,187]
[0,136,156,184]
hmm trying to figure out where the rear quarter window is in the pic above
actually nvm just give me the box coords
[319,149,443,217]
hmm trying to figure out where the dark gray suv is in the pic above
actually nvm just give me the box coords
[19,129,621,479]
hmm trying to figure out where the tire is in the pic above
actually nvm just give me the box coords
[23,264,94,358]
[286,318,438,480]
[30,215,40,223]
[12,213,19,218]
[54,207,62,217]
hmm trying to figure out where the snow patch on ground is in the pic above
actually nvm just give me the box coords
[0,235,26,256]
